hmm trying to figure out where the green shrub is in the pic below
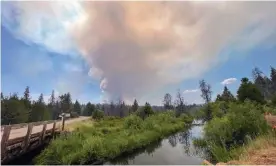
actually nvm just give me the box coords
[205,102,269,148]
[201,101,270,162]
[179,114,194,124]
[92,110,104,120]
[123,115,143,130]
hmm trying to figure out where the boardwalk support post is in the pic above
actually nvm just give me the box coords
[23,124,33,152]
[62,116,65,131]
[40,122,47,144]
[1,125,12,160]
[52,121,56,137]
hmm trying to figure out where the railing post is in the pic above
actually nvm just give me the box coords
[23,123,33,152]
[61,116,65,131]
[1,125,12,160]
[40,122,47,144]
[52,121,56,137]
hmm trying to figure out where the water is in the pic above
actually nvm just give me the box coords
[104,125,206,165]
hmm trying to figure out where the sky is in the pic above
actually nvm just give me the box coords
[1,1,276,105]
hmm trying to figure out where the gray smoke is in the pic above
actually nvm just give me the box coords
[2,1,276,103]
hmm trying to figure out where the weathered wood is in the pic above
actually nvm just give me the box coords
[52,121,56,136]
[1,125,12,159]
[23,124,33,152]
[40,122,47,144]
[62,116,65,131]
[1,117,89,164]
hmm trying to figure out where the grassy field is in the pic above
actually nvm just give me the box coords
[34,111,193,165]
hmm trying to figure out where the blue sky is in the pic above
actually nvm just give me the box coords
[1,2,276,105]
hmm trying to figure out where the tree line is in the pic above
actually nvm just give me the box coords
[197,66,276,121]
[1,86,168,125]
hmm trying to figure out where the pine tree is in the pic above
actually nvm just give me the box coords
[237,77,265,104]
[48,90,56,119]
[110,101,115,115]
[23,86,31,120]
[30,93,50,122]
[270,66,276,94]
[84,102,95,116]
[59,93,73,113]
[74,100,82,116]
[220,86,236,102]
[131,99,139,112]
[144,102,154,117]
[4,94,29,124]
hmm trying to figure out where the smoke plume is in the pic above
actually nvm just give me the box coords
[2,1,276,102]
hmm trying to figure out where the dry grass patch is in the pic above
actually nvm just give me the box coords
[227,133,276,165]
[64,120,94,131]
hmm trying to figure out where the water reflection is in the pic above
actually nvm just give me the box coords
[108,140,162,165]
[105,125,206,165]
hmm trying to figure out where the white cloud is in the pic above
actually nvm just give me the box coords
[183,89,199,94]
[2,1,276,103]
[221,78,237,85]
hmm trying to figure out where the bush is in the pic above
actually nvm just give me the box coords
[179,114,194,124]
[202,101,270,162]
[205,102,269,147]
[92,110,104,120]
[124,115,143,130]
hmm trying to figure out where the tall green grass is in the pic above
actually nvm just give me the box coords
[35,111,193,165]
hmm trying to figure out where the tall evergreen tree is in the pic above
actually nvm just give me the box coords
[163,93,173,110]
[30,93,50,122]
[74,100,82,116]
[48,90,56,119]
[3,93,29,124]
[220,86,236,102]
[110,101,115,115]
[22,86,31,120]
[119,100,126,118]
[144,102,154,118]
[59,93,73,113]
[270,66,276,94]
[131,99,139,112]
[83,102,95,116]
[237,77,265,104]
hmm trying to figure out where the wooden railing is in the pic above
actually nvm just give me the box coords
[1,120,62,164]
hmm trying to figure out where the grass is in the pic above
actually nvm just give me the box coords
[226,131,276,165]
[63,120,94,131]
[34,111,193,165]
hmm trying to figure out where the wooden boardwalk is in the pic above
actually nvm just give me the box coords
[1,116,90,164]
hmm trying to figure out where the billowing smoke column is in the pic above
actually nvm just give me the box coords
[2,1,276,103]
